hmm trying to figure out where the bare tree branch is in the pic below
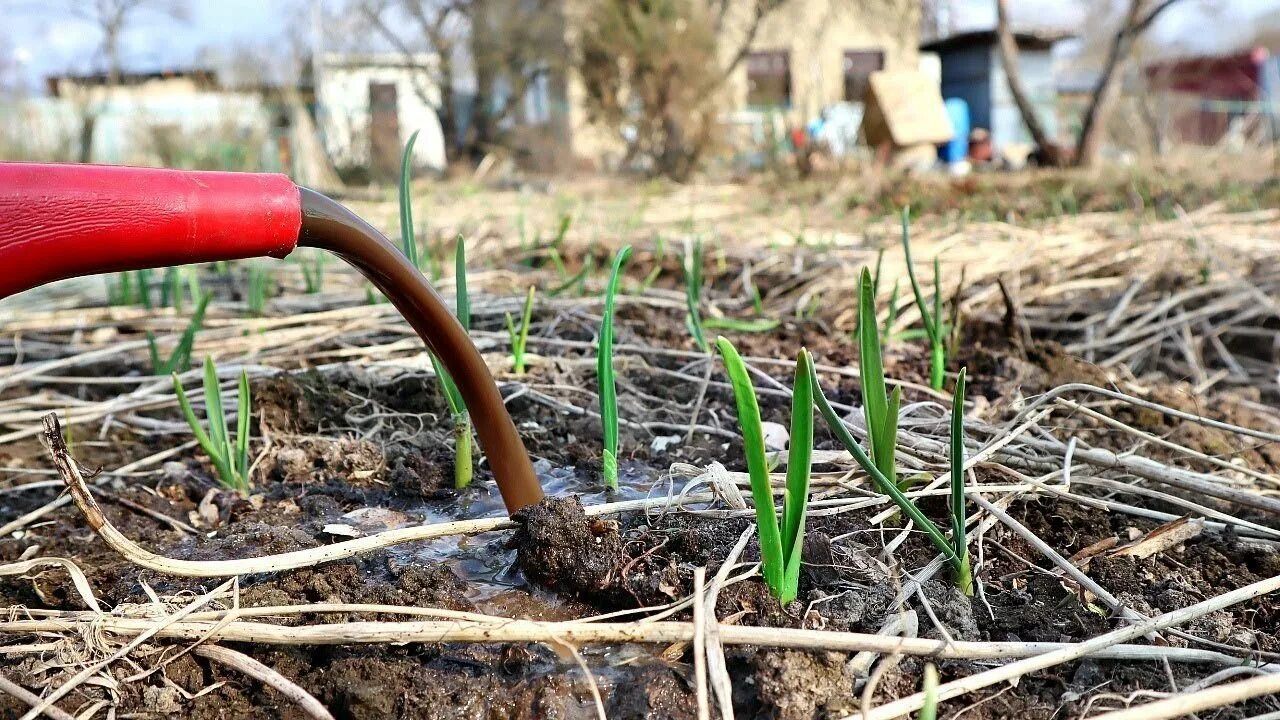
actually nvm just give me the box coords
[994,0,1063,165]
[1074,0,1186,166]
[1129,0,1182,37]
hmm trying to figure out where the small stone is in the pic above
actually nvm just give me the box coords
[162,461,188,483]
[761,421,789,451]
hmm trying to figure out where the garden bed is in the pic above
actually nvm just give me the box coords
[1,196,1278,719]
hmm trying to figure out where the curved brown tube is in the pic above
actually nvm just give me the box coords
[297,188,543,513]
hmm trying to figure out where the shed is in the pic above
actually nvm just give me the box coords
[921,30,1069,151]
[313,53,447,179]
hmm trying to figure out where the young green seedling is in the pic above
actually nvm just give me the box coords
[684,239,708,352]
[949,368,972,596]
[544,213,574,275]
[399,130,420,271]
[947,266,967,360]
[301,251,325,294]
[919,664,940,720]
[246,266,271,317]
[703,316,780,333]
[428,238,474,489]
[639,235,667,293]
[107,272,133,306]
[147,293,211,375]
[716,337,813,603]
[598,246,632,491]
[186,269,203,309]
[751,285,765,316]
[398,129,440,279]
[172,356,252,495]
[551,212,572,250]
[135,269,154,309]
[857,268,902,488]
[856,248,885,340]
[900,208,947,390]
[506,286,536,375]
[159,266,183,310]
[883,279,900,346]
[809,361,974,595]
[866,248,901,345]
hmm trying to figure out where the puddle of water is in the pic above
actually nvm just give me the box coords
[388,459,667,615]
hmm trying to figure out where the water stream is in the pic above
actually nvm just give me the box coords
[388,460,661,616]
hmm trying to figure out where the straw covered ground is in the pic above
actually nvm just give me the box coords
[1,169,1279,719]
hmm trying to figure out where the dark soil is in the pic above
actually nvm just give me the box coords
[2,280,1278,720]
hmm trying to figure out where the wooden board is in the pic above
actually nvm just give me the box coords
[860,70,954,148]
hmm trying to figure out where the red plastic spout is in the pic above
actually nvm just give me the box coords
[0,162,301,299]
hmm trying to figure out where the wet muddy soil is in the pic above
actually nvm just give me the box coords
[2,296,1278,720]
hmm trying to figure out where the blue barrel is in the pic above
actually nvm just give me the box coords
[941,98,970,163]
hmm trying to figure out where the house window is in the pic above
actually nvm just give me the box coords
[747,50,791,108]
[843,50,885,102]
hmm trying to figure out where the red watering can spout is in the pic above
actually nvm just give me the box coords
[0,163,302,298]
[0,161,543,515]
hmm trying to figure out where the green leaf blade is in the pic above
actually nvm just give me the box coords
[808,361,959,567]
[201,357,227,456]
[398,129,421,268]
[702,317,780,333]
[950,367,969,563]
[781,349,814,603]
[716,336,785,598]
[430,354,465,416]
[900,207,937,339]
[236,370,251,488]
[857,268,889,474]
[685,240,708,352]
[882,385,901,488]
[454,235,470,331]
[919,664,940,720]
[599,246,633,490]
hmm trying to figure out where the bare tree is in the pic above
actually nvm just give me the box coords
[994,0,1064,165]
[577,0,785,180]
[1073,0,1183,166]
[355,0,562,162]
[995,0,1182,167]
[54,0,189,162]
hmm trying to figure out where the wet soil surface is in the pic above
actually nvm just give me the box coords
[2,295,1279,719]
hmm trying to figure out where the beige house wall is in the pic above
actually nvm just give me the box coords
[557,0,628,168]
[557,0,920,167]
[719,0,921,122]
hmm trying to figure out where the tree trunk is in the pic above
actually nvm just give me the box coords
[436,57,461,162]
[1073,2,1141,167]
[994,0,1063,165]
[1074,0,1183,167]
[77,114,96,163]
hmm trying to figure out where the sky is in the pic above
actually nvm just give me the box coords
[2,0,302,87]
[977,0,1280,61]
[4,0,1280,92]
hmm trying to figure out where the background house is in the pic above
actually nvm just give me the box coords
[923,29,1069,151]
[720,0,920,120]
[552,0,920,170]
[17,68,277,168]
[313,53,447,180]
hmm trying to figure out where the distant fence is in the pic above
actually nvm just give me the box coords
[1057,92,1280,158]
